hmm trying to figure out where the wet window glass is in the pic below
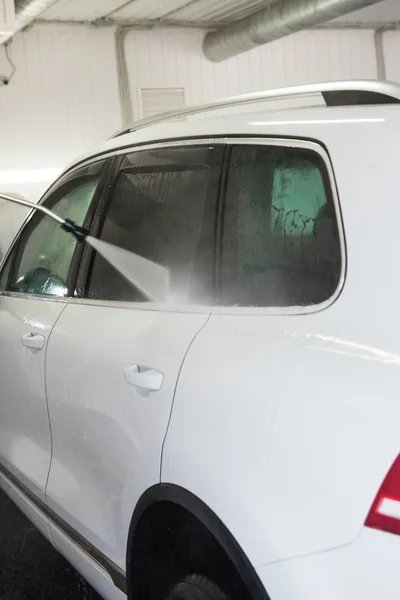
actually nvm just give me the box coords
[221,145,342,307]
[1,163,104,297]
[87,146,222,304]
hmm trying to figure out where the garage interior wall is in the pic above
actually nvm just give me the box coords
[0,22,398,201]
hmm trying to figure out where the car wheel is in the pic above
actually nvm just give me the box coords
[166,575,230,600]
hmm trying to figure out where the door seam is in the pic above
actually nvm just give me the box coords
[43,301,70,507]
[159,312,211,482]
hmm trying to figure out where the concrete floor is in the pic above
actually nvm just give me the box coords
[0,490,102,600]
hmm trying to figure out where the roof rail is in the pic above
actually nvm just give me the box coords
[111,79,400,138]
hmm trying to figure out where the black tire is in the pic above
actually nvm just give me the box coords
[166,575,230,600]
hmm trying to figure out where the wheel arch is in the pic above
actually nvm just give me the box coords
[126,483,270,600]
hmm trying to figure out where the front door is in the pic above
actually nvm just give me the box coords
[45,143,224,580]
[0,160,107,502]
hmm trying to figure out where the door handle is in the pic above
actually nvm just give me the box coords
[21,333,45,350]
[125,365,164,392]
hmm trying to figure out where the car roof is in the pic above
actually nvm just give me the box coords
[66,102,399,174]
[63,79,400,173]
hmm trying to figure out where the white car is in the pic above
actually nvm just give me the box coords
[1,79,400,600]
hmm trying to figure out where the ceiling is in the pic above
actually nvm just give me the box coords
[36,0,400,27]
[37,0,281,26]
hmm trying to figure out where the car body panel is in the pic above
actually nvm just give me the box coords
[48,521,127,600]
[1,94,400,600]
[162,119,400,566]
[256,528,400,600]
[0,295,67,497]
[64,104,398,175]
[162,306,400,567]
[0,465,51,542]
[45,300,209,570]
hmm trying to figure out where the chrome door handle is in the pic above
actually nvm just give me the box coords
[21,333,45,350]
[124,365,164,392]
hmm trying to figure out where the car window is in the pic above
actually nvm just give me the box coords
[221,144,342,307]
[86,145,223,304]
[0,162,105,297]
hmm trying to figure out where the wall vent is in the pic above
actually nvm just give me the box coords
[139,87,186,119]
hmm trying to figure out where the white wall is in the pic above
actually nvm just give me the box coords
[0,201,29,258]
[383,31,400,82]
[0,22,396,201]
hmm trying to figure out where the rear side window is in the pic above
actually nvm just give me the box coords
[87,145,223,304]
[221,144,342,307]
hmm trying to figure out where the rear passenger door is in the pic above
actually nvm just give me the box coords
[162,139,345,566]
[44,143,224,583]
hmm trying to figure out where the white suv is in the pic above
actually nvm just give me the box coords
[1,80,400,600]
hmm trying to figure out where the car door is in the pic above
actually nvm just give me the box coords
[0,159,108,516]
[162,139,346,567]
[44,142,224,584]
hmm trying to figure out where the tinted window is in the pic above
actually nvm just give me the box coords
[221,145,341,307]
[0,162,104,297]
[87,146,222,304]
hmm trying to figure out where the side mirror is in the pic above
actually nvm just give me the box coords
[0,193,169,303]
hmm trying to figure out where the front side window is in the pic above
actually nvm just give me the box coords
[221,144,342,307]
[0,161,105,297]
[87,145,223,304]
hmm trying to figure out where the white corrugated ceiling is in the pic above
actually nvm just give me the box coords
[111,0,279,24]
[40,0,130,21]
[39,0,400,25]
[40,0,280,24]
[108,0,197,22]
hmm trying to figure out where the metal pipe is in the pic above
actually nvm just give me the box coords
[203,0,385,62]
[14,0,58,22]
[115,26,134,128]
[2,0,59,44]
[374,26,391,80]
[0,192,65,224]
[0,193,88,240]
[0,192,168,301]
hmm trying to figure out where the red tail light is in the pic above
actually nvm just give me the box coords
[365,454,400,536]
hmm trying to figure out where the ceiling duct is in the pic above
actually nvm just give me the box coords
[4,0,58,40]
[203,0,385,62]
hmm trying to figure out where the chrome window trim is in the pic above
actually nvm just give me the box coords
[0,291,69,303]
[0,136,345,316]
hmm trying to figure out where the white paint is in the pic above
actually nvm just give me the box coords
[2,100,400,599]
[45,303,210,570]
[257,527,400,600]
[0,296,67,496]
